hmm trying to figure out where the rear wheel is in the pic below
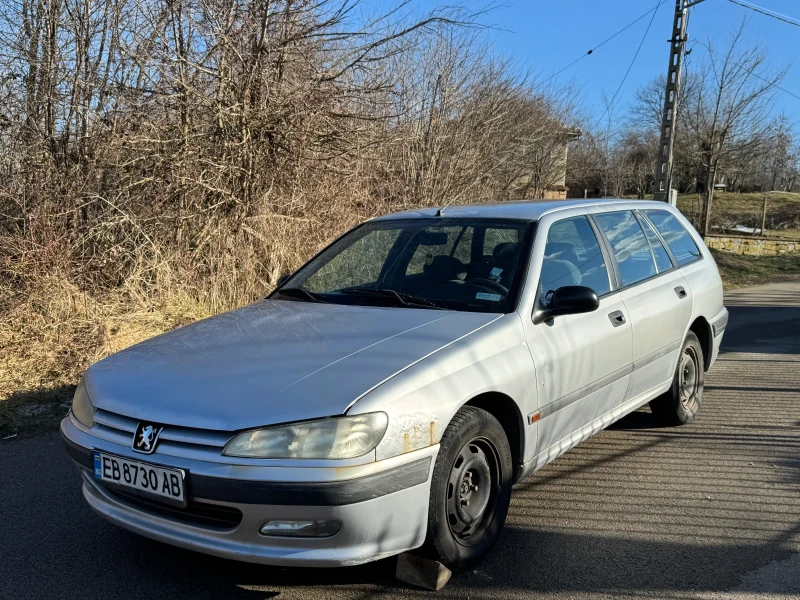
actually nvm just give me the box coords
[650,331,704,426]
[421,406,513,570]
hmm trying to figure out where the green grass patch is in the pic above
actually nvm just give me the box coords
[712,249,800,290]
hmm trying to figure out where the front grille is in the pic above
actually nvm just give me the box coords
[91,408,232,460]
[107,487,243,530]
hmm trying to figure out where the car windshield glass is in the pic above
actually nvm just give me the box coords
[276,218,533,313]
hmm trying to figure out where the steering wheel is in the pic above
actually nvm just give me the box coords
[468,278,508,295]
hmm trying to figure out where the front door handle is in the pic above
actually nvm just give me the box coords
[608,310,626,327]
[674,286,687,299]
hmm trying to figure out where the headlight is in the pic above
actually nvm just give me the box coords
[71,379,95,428]
[222,412,388,459]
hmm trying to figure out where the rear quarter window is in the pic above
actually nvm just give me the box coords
[642,210,702,266]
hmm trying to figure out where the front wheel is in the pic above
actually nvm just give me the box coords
[650,331,705,426]
[421,406,513,570]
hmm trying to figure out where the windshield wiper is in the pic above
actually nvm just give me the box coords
[339,287,449,310]
[276,287,328,303]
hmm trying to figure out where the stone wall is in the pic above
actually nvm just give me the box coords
[705,235,799,256]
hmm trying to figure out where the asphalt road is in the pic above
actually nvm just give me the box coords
[2,282,799,600]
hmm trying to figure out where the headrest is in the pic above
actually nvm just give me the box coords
[541,258,582,287]
[545,242,573,256]
[545,242,580,265]
[424,255,467,280]
[492,242,519,262]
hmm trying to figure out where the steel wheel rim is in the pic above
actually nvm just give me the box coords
[679,346,700,409]
[445,436,501,546]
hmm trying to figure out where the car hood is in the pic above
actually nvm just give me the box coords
[85,299,500,430]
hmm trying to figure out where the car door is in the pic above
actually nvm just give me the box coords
[593,209,693,402]
[522,213,633,460]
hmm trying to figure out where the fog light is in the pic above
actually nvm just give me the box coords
[259,519,341,538]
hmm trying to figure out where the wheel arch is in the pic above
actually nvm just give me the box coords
[463,392,524,476]
[689,316,713,371]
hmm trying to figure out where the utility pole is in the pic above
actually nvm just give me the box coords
[654,0,706,203]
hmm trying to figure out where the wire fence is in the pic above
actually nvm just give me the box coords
[677,192,800,241]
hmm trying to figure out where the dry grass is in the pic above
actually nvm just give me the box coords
[0,198,403,437]
[0,272,214,437]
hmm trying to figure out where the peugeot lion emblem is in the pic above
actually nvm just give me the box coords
[133,422,163,454]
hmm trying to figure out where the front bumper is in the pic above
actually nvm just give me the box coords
[61,416,437,567]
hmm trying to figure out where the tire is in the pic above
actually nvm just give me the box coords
[421,406,513,571]
[650,331,705,426]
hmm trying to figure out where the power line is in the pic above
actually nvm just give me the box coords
[541,0,670,86]
[741,71,800,103]
[727,0,800,28]
[595,0,663,128]
[692,38,800,103]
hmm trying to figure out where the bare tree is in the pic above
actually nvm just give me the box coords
[683,22,788,237]
[764,115,799,192]
[0,0,582,311]
[622,128,659,199]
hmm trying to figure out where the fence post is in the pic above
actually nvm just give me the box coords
[760,194,768,236]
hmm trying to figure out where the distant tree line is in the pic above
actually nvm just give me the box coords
[567,23,797,236]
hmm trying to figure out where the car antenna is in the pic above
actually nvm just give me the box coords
[435,200,454,217]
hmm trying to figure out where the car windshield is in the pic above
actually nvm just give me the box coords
[275,218,534,313]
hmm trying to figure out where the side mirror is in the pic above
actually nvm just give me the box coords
[276,273,291,288]
[533,285,600,324]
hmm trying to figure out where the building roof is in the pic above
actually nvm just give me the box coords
[372,199,634,222]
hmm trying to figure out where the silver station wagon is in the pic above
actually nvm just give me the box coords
[61,199,728,570]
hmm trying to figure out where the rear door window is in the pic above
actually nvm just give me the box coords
[637,213,673,272]
[642,210,702,266]
[594,211,657,287]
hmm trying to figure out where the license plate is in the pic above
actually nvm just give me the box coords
[93,452,185,506]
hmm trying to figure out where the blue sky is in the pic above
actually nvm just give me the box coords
[379,0,800,126]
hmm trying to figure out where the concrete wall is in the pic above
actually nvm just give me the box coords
[705,235,799,256]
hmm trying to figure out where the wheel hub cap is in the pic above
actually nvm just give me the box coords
[446,439,499,544]
[679,347,699,408]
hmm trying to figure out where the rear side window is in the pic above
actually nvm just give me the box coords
[642,210,702,266]
[594,211,657,287]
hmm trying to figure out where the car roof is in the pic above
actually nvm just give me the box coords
[371,198,647,222]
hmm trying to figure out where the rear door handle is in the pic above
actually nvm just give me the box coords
[608,310,626,327]
[674,286,687,299]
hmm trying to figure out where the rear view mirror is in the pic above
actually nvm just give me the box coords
[533,285,600,324]
[419,232,449,246]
